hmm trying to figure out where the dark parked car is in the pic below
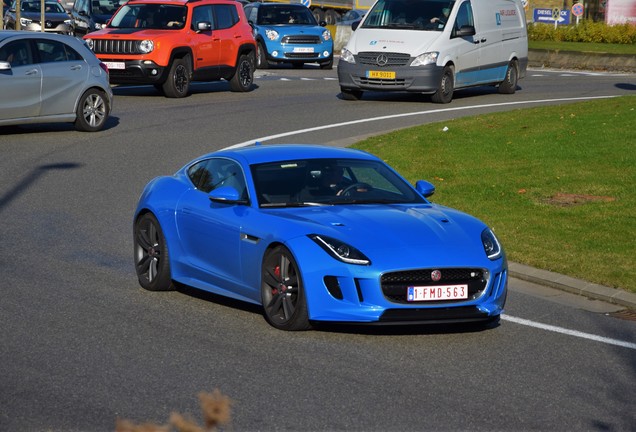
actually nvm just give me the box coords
[0,30,113,131]
[70,0,125,36]
[3,0,72,33]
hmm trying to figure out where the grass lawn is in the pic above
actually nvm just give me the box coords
[352,96,636,293]
[528,40,636,55]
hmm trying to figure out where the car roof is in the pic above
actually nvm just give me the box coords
[0,30,78,44]
[201,144,379,166]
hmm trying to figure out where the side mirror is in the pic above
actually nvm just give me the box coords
[415,180,435,198]
[0,61,11,71]
[209,186,248,205]
[352,20,360,31]
[197,21,212,31]
[455,25,475,37]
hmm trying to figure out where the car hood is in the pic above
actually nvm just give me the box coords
[348,29,440,55]
[257,24,326,35]
[16,11,70,19]
[267,203,487,256]
[88,28,174,37]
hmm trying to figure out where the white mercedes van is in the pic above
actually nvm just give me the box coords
[337,0,528,103]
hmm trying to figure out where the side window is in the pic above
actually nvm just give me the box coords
[0,40,34,67]
[36,40,82,62]
[188,159,248,200]
[213,4,238,30]
[245,5,256,22]
[192,5,214,30]
[452,1,474,36]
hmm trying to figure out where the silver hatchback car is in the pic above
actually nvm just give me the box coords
[0,31,113,132]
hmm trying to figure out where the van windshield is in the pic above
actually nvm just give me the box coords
[361,0,455,31]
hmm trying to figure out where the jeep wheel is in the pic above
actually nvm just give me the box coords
[162,57,190,98]
[229,53,255,92]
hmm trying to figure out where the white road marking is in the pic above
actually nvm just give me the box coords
[225,95,618,149]
[502,315,636,350]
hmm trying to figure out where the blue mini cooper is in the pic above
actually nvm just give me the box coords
[244,2,333,69]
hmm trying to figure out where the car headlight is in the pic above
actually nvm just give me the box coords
[309,235,370,265]
[139,40,154,53]
[95,23,103,30]
[411,51,438,67]
[85,38,94,50]
[20,17,32,26]
[64,19,72,25]
[265,29,278,41]
[481,228,503,260]
[322,29,331,41]
[340,48,355,64]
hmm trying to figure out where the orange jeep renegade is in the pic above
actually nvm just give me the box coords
[84,0,256,97]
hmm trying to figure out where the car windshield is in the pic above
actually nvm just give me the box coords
[109,3,187,29]
[252,158,426,208]
[362,0,455,31]
[19,1,66,13]
[257,5,317,25]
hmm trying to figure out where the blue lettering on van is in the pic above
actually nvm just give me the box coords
[370,40,377,45]
[496,12,501,25]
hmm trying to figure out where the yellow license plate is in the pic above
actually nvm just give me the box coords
[366,70,396,79]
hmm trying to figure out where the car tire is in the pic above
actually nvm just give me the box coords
[229,52,255,92]
[256,42,270,69]
[340,87,363,101]
[324,9,340,25]
[431,65,454,104]
[261,245,311,331]
[134,213,175,292]
[498,59,518,94]
[319,56,333,70]
[162,56,190,98]
[74,88,109,132]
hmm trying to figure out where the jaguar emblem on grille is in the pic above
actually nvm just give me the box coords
[376,54,388,66]
[431,270,442,281]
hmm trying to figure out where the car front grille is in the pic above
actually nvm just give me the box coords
[282,35,321,44]
[381,268,488,304]
[354,77,408,87]
[356,51,411,67]
[285,52,319,59]
[91,39,143,55]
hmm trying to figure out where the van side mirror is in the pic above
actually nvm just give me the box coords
[455,25,475,37]
[352,20,360,31]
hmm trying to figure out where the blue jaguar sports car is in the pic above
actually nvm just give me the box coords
[133,144,508,330]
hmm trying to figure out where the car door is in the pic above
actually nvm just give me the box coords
[212,3,240,70]
[175,158,252,298]
[36,38,90,117]
[190,4,221,78]
[448,0,481,87]
[0,39,42,120]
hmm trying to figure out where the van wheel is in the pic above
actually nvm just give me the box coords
[498,60,518,94]
[341,87,362,101]
[162,57,190,98]
[431,65,454,104]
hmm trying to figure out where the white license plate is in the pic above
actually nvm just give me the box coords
[292,47,314,53]
[407,284,468,302]
[104,61,125,70]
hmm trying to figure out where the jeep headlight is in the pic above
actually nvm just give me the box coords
[340,48,355,64]
[265,29,278,41]
[85,38,94,50]
[411,52,438,67]
[139,40,154,54]
[322,29,331,41]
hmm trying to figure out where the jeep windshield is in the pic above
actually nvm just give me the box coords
[109,3,187,29]
[361,0,455,31]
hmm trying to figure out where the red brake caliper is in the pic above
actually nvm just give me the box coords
[272,265,281,295]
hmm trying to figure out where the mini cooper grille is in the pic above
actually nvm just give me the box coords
[285,52,319,59]
[282,35,321,44]
[91,39,144,55]
[381,268,488,304]
[356,51,411,67]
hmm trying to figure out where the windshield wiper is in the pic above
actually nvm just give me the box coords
[261,201,328,208]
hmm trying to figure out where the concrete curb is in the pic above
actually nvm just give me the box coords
[509,262,636,310]
[528,48,636,73]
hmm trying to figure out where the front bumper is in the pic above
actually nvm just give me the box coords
[338,58,444,94]
[100,59,167,85]
[264,39,333,64]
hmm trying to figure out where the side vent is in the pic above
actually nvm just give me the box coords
[323,276,343,300]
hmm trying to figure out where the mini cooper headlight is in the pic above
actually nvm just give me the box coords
[265,29,279,41]
[310,235,370,265]
[322,29,331,41]
[481,228,503,260]
[340,48,355,64]
[411,51,438,67]
[139,40,154,54]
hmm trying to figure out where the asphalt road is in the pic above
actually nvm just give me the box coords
[1,65,635,431]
